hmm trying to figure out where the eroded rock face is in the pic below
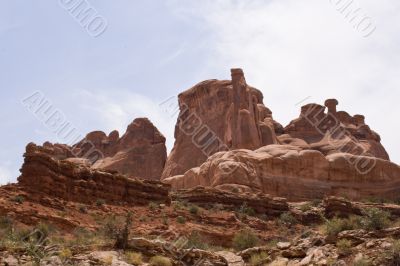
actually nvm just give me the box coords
[282,99,390,160]
[164,145,400,201]
[18,143,170,205]
[173,186,289,216]
[41,118,167,180]
[162,69,281,179]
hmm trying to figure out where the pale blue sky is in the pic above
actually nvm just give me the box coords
[1,0,399,183]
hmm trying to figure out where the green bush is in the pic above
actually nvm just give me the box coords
[12,195,25,204]
[325,216,362,238]
[239,202,256,217]
[176,216,186,224]
[96,199,105,207]
[148,202,159,211]
[189,205,199,215]
[336,239,352,256]
[361,208,391,230]
[279,212,298,226]
[232,229,260,251]
[149,255,172,266]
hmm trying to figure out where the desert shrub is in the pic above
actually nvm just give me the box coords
[96,199,105,207]
[149,255,172,266]
[0,216,13,229]
[185,231,209,250]
[361,208,391,230]
[231,187,239,193]
[353,258,373,266]
[386,240,400,265]
[336,239,352,256]
[12,195,25,204]
[148,202,159,211]
[78,205,88,214]
[325,216,362,238]
[176,216,186,224]
[279,212,298,226]
[100,215,120,238]
[239,202,256,217]
[70,227,102,246]
[115,212,133,250]
[162,214,169,225]
[232,229,260,251]
[124,251,143,265]
[59,248,73,260]
[189,205,199,215]
[299,202,312,212]
[249,252,269,266]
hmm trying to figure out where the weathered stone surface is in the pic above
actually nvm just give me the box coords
[74,118,167,180]
[283,99,390,160]
[165,145,400,201]
[162,69,281,179]
[17,143,170,205]
[173,186,289,216]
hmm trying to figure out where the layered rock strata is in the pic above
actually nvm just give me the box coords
[18,143,170,205]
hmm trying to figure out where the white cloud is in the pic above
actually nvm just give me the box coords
[168,0,400,163]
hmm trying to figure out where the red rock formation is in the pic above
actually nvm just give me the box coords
[173,186,289,216]
[17,143,170,205]
[162,69,281,178]
[283,99,389,160]
[164,145,400,201]
[41,118,167,180]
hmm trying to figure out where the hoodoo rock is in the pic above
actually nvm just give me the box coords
[18,143,170,205]
[282,99,390,160]
[161,68,281,178]
[39,118,167,180]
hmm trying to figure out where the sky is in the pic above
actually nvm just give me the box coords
[0,0,399,184]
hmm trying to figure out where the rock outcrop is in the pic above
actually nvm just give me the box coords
[42,118,167,180]
[18,143,170,205]
[164,145,400,201]
[282,99,389,160]
[173,186,289,216]
[162,69,281,179]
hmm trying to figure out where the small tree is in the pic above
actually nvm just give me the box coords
[115,212,133,250]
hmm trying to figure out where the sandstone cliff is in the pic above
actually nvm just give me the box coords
[162,69,282,178]
[18,143,170,205]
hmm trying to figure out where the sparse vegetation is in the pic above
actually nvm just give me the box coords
[96,199,105,207]
[176,216,186,224]
[279,212,298,226]
[78,205,88,214]
[352,258,373,266]
[361,208,391,230]
[238,202,256,217]
[336,239,352,256]
[249,251,269,265]
[232,229,260,251]
[299,202,312,212]
[189,205,199,215]
[149,202,159,211]
[124,251,143,265]
[185,231,210,250]
[324,216,362,238]
[12,195,25,204]
[149,255,172,266]
[115,212,133,250]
